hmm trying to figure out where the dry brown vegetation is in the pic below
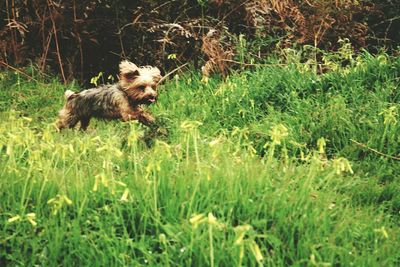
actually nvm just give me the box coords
[0,0,399,82]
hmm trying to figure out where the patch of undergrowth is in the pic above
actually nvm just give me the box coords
[0,50,399,266]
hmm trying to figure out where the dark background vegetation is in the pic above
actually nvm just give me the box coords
[1,0,399,84]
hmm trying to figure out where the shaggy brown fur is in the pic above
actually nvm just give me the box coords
[57,61,162,130]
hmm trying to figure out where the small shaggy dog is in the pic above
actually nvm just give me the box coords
[57,61,162,130]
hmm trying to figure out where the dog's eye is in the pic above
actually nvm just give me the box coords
[138,86,145,91]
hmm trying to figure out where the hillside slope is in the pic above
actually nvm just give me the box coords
[1,53,399,266]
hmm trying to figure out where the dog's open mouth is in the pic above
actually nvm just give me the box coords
[148,98,156,104]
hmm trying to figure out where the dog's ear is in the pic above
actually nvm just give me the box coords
[119,60,139,81]
[123,70,140,81]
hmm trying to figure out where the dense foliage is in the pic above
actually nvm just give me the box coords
[1,0,400,83]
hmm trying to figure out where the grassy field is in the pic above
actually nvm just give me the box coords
[1,50,400,266]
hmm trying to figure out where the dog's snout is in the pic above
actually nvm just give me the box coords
[144,86,154,93]
[146,87,157,98]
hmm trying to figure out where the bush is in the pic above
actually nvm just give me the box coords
[1,0,399,82]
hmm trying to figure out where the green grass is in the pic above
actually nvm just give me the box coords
[1,52,399,266]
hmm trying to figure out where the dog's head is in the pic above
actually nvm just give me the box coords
[119,60,162,105]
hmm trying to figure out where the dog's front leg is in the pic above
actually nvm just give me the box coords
[137,111,155,126]
[121,108,155,126]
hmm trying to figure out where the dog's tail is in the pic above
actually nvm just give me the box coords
[64,90,76,100]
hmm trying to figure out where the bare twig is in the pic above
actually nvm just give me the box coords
[217,0,251,27]
[350,139,400,161]
[117,14,144,35]
[151,0,178,12]
[47,0,67,84]
[157,63,189,85]
[0,60,40,83]
[73,0,84,81]
[220,59,287,67]
[371,15,400,27]
[39,32,53,72]
[6,0,20,64]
